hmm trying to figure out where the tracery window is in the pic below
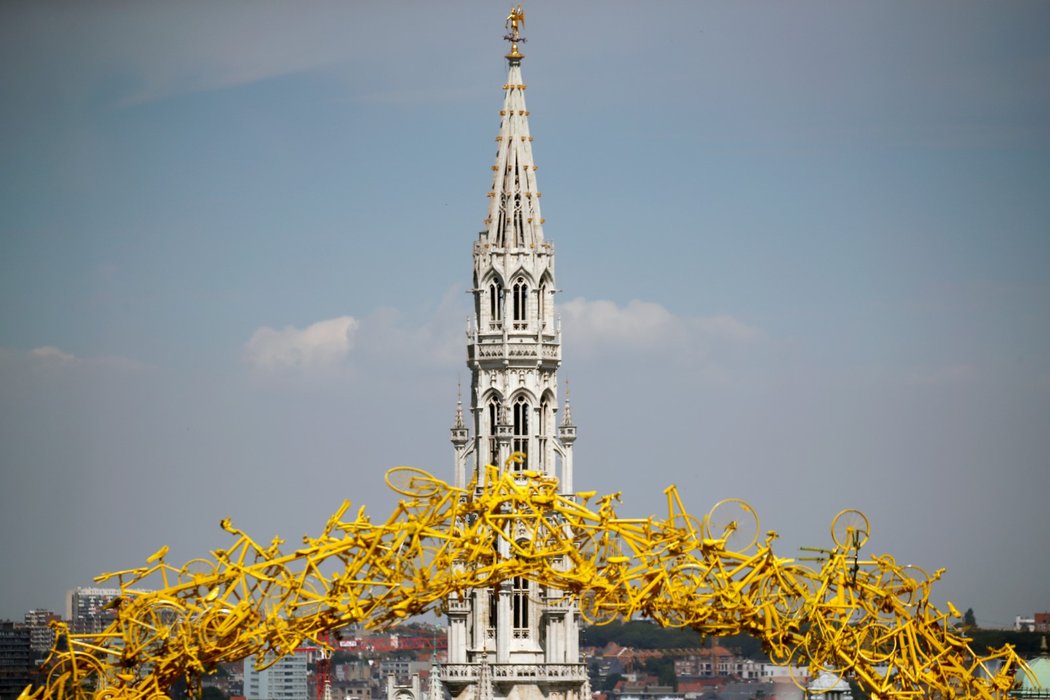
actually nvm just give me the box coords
[538,398,551,471]
[538,283,548,329]
[512,279,528,326]
[488,586,498,631]
[496,195,507,247]
[488,398,501,466]
[512,576,529,633]
[489,281,503,328]
[512,395,529,470]
[512,193,524,247]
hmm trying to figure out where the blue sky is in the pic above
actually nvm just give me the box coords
[1,1,1048,629]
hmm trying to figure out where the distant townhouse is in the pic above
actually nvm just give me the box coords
[673,647,764,681]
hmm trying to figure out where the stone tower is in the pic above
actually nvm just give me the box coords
[440,8,587,700]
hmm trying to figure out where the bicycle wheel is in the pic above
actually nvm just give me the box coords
[652,595,693,628]
[763,609,808,669]
[46,652,107,699]
[761,565,815,620]
[179,558,219,598]
[196,607,242,656]
[670,561,716,597]
[879,564,930,607]
[385,466,444,498]
[704,498,759,552]
[578,589,621,626]
[124,600,186,662]
[465,546,499,585]
[853,621,897,666]
[528,582,573,607]
[578,529,628,571]
[831,509,870,550]
[651,513,704,558]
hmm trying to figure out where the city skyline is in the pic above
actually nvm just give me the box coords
[1,1,1048,629]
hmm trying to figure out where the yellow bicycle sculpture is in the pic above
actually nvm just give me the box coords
[20,458,1031,699]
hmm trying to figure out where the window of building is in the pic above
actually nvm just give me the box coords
[512,193,524,247]
[538,283,548,328]
[512,576,529,634]
[488,587,498,634]
[489,281,503,327]
[512,396,529,470]
[512,279,528,326]
[538,398,551,471]
[496,199,506,247]
[488,398,500,466]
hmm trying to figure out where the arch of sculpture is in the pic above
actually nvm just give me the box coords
[20,459,1031,700]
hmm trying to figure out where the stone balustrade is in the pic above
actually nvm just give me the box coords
[439,663,588,683]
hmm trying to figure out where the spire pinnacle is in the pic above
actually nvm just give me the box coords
[454,382,466,430]
[562,379,574,427]
[558,379,577,446]
[451,381,469,449]
[504,5,526,61]
[484,11,544,251]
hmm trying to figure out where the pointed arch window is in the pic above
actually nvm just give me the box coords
[512,576,529,636]
[489,281,503,329]
[512,395,529,470]
[538,397,551,472]
[496,194,507,248]
[512,279,528,328]
[512,193,525,247]
[488,398,501,467]
[488,586,499,634]
[538,283,548,330]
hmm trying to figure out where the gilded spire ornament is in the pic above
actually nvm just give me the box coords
[504,4,526,60]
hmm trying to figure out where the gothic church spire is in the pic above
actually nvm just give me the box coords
[483,6,544,250]
[443,16,583,700]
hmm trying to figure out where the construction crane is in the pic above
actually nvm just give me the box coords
[316,631,333,700]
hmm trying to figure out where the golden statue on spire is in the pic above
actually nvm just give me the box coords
[505,4,525,60]
[506,4,525,33]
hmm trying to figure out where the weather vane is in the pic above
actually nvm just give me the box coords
[504,4,526,60]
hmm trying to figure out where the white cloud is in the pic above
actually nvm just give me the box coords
[244,316,359,371]
[29,346,77,364]
[355,305,463,369]
[559,298,762,360]
[241,295,758,379]
[243,288,469,377]
[25,346,143,371]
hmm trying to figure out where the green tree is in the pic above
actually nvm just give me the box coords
[332,650,360,663]
[643,657,676,688]
[582,621,701,649]
[963,608,977,629]
[969,629,1043,657]
[581,621,765,660]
